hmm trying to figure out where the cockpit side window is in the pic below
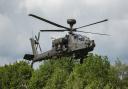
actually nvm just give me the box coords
[73,34,85,41]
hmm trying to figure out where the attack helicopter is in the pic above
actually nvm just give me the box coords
[24,14,109,67]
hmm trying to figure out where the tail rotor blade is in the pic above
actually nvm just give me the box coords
[34,32,42,52]
[35,35,38,41]
[39,44,42,52]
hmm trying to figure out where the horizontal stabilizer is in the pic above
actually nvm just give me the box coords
[23,54,34,61]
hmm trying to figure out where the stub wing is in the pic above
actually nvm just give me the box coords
[23,54,34,61]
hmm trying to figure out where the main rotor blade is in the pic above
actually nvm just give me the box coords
[40,30,68,32]
[76,31,111,36]
[29,14,70,30]
[74,19,108,30]
[35,35,38,41]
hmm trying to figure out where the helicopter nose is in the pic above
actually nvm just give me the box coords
[88,40,95,51]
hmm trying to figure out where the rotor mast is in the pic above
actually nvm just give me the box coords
[67,19,76,34]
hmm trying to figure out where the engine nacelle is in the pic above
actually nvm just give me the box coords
[52,37,68,51]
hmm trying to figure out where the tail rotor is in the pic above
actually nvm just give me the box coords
[35,32,42,53]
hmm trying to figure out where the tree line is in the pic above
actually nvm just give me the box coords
[0,54,128,89]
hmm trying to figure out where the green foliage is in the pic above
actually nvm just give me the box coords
[29,57,74,89]
[65,54,111,89]
[0,61,32,89]
[114,59,128,89]
[0,54,128,89]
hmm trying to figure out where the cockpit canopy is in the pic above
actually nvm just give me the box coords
[73,34,90,41]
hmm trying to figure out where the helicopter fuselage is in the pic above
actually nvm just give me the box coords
[28,33,95,63]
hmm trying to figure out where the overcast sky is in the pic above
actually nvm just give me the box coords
[0,0,128,66]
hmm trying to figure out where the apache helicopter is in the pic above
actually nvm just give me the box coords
[24,14,109,67]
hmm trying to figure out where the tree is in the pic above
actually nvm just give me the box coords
[29,57,74,89]
[65,54,111,89]
[0,61,32,89]
[0,54,128,89]
[114,59,128,89]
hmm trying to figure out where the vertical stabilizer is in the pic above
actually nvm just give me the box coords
[30,38,38,56]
